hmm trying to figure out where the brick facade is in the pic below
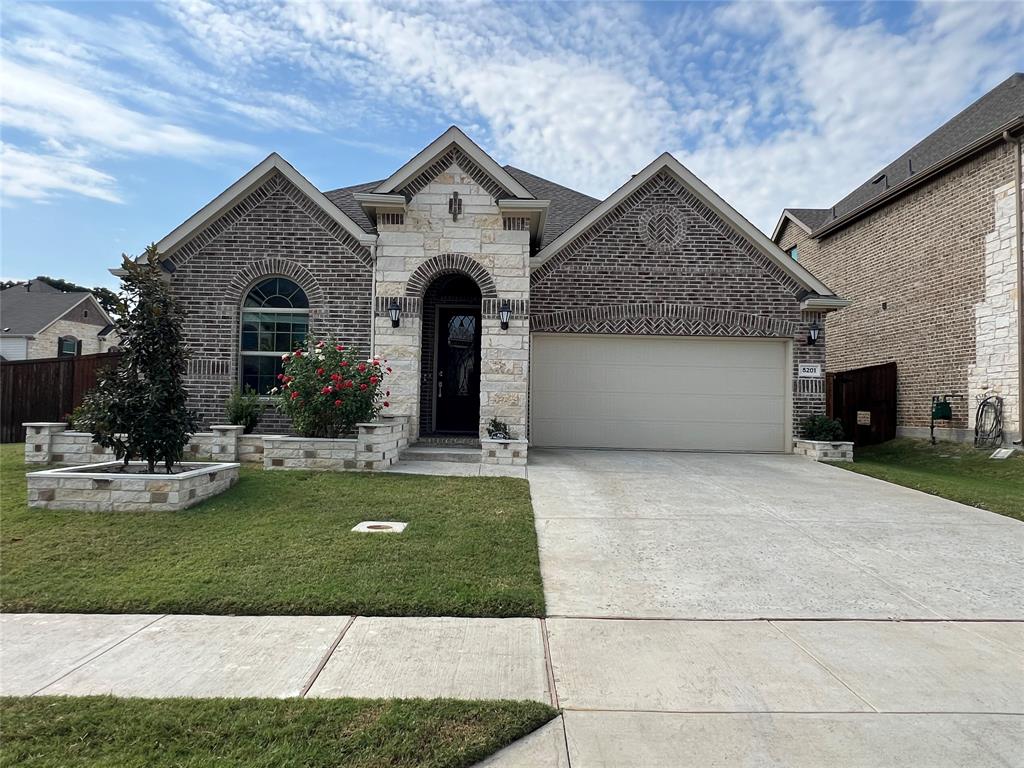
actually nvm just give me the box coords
[777,142,1021,440]
[531,170,828,434]
[168,170,373,430]
[161,139,837,450]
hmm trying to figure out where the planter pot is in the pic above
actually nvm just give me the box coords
[793,439,854,462]
[27,461,240,512]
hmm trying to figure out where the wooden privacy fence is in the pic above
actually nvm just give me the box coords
[826,362,897,446]
[0,351,121,443]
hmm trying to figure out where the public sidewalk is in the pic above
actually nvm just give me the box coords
[3,612,1022,767]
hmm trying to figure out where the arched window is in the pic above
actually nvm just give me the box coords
[240,277,309,394]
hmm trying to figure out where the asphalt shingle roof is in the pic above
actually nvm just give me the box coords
[0,284,91,336]
[821,72,1024,230]
[503,166,600,247]
[784,208,832,232]
[322,168,599,249]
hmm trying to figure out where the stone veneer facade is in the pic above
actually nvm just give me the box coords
[372,158,531,442]
[777,142,1021,442]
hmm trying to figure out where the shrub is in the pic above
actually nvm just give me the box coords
[225,386,264,434]
[486,417,513,440]
[271,340,392,438]
[74,245,199,472]
[801,414,845,441]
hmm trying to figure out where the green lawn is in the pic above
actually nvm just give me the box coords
[838,438,1024,521]
[0,696,555,768]
[0,444,545,616]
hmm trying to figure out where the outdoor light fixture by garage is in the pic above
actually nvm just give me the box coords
[499,301,512,330]
[387,299,401,328]
[806,320,821,346]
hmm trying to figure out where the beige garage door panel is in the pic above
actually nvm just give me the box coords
[531,335,789,452]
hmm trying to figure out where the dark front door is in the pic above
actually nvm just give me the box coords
[435,307,481,432]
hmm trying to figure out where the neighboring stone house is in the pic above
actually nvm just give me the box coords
[773,73,1023,444]
[0,280,118,360]
[136,127,845,455]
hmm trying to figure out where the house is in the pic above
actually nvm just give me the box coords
[773,73,1023,445]
[136,126,845,455]
[0,280,118,360]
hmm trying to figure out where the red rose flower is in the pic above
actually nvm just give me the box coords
[359,383,367,391]
[277,373,284,380]
[334,399,342,407]
[386,367,392,373]
[369,375,379,384]
[357,363,367,373]
[290,391,300,400]
[316,367,324,376]
[340,360,349,367]
[321,385,333,395]
[372,360,381,367]
[385,390,390,397]
[383,401,390,407]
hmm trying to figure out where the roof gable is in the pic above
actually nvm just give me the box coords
[155,153,375,261]
[374,127,533,200]
[533,153,838,298]
[0,290,111,336]
[771,208,831,242]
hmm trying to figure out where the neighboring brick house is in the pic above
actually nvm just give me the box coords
[134,127,845,454]
[773,73,1023,445]
[0,280,118,360]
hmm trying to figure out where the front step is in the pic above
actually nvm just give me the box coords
[400,444,481,464]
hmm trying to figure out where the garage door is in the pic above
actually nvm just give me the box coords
[530,334,790,452]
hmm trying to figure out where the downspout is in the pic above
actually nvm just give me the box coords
[1004,130,1024,444]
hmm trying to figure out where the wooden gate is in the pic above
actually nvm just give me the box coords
[826,362,897,446]
[0,351,121,443]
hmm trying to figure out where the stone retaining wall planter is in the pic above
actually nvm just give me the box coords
[25,416,410,473]
[480,438,528,466]
[264,417,407,472]
[793,439,854,462]
[27,461,240,512]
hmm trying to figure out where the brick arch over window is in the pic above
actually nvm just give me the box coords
[405,254,498,299]
[227,258,326,312]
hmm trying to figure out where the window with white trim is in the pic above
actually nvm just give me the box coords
[239,277,309,394]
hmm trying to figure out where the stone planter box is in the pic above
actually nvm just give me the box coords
[27,461,240,512]
[793,439,854,462]
[480,437,528,466]
[25,416,409,473]
[264,418,407,472]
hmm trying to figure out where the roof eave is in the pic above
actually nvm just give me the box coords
[771,210,813,242]
[814,115,1024,238]
[801,296,851,312]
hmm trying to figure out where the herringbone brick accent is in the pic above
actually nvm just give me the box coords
[531,303,796,336]
[399,145,509,201]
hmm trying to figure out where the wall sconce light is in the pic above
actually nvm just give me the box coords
[499,301,512,331]
[806,320,821,346]
[387,299,401,328]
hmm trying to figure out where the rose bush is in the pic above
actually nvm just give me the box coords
[271,339,392,438]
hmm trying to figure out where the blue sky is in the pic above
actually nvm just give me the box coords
[2,0,1022,290]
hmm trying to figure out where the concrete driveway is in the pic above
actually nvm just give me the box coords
[503,448,1024,767]
[528,448,1023,620]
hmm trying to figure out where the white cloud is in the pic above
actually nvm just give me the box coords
[0,143,122,203]
[1,0,1022,231]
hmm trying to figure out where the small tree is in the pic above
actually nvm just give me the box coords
[74,245,198,472]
